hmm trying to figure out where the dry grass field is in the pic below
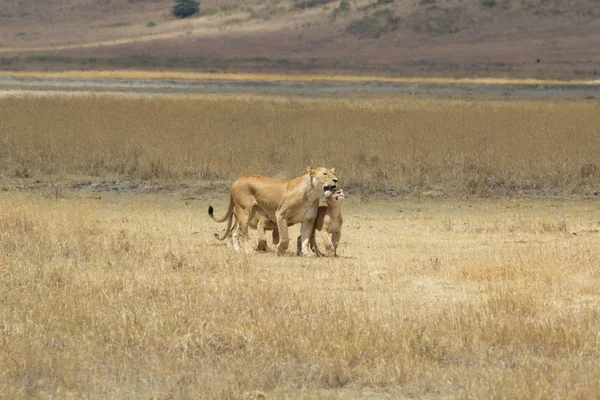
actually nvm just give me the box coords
[2,191,600,398]
[1,90,600,398]
[1,91,600,195]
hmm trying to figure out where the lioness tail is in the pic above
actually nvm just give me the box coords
[208,196,235,241]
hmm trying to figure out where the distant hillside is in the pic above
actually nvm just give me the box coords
[1,0,599,78]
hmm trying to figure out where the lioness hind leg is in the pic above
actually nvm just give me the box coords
[232,228,242,252]
[235,207,255,254]
[255,215,269,252]
[296,235,302,256]
[255,240,267,252]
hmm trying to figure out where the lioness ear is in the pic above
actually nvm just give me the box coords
[331,168,336,174]
[307,167,316,176]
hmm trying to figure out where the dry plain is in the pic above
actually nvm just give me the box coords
[1,85,600,398]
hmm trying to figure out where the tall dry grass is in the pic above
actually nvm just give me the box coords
[1,92,600,196]
[1,193,600,398]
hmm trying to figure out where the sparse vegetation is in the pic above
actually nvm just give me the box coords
[481,0,497,7]
[294,0,337,9]
[201,7,218,15]
[1,55,314,72]
[407,6,472,35]
[331,0,352,19]
[25,55,75,64]
[358,0,394,13]
[347,8,400,38]
[104,21,132,28]
[339,0,351,11]
[250,5,288,20]
[219,3,239,14]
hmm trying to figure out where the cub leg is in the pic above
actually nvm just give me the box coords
[320,231,335,256]
[331,231,341,257]
[309,231,324,257]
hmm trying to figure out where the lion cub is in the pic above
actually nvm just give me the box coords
[297,188,345,257]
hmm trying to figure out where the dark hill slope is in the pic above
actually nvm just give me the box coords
[1,0,599,78]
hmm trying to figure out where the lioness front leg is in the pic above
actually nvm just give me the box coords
[275,213,289,256]
[299,219,316,256]
[295,232,321,256]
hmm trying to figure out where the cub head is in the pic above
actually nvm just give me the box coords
[307,167,338,197]
[331,188,345,202]
[325,188,345,206]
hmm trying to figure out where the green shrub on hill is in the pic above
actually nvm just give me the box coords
[172,0,200,18]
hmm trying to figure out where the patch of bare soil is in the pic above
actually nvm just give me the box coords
[70,180,229,195]
[0,177,229,197]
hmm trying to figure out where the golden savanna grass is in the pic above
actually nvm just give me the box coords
[2,192,600,398]
[1,92,600,196]
[1,91,600,398]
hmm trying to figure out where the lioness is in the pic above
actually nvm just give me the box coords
[296,188,345,257]
[208,167,338,255]
[216,189,344,256]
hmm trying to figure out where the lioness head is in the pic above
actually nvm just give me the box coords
[307,167,338,197]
